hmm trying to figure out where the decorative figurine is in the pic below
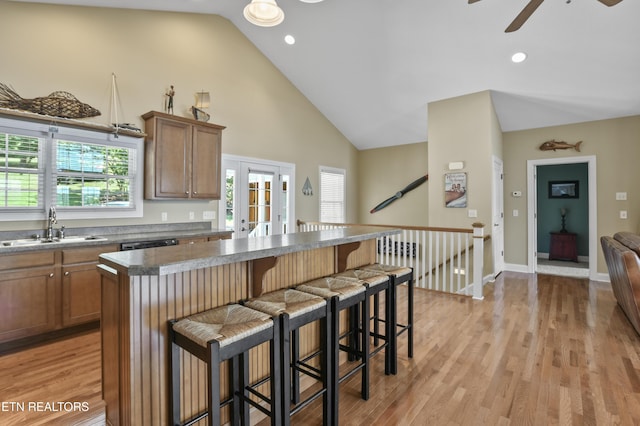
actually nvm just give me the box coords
[165,85,175,114]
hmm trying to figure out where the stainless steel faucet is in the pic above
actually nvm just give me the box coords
[46,206,57,241]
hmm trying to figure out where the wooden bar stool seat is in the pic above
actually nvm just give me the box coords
[360,264,414,375]
[295,277,369,425]
[244,289,333,425]
[169,304,282,426]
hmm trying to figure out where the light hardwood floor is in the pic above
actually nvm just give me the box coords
[1,272,639,425]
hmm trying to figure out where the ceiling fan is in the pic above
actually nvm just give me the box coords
[469,0,624,33]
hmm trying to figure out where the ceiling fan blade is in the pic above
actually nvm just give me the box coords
[468,0,482,3]
[370,194,400,214]
[399,174,429,196]
[505,0,545,32]
[597,0,623,6]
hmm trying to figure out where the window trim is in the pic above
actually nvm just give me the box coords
[0,116,144,221]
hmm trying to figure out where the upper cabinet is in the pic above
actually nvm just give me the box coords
[143,111,225,200]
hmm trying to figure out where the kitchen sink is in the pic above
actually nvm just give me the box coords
[0,236,108,247]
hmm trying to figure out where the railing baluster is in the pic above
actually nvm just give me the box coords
[296,220,486,298]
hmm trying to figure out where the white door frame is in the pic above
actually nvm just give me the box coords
[220,154,296,238]
[492,156,505,276]
[526,155,597,279]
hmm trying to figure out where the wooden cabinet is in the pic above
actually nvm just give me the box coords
[0,252,57,344]
[0,244,118,345]
[179,233,232,245]
[143,111,225,200]
[549,232,578,262]
[178,237,209,245]
[61,245,118,327]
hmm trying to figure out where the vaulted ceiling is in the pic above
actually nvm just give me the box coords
[12,0,640,150]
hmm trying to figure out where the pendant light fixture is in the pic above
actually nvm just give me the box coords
[243,0,285,27]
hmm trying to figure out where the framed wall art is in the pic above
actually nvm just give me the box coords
[548,180,579,199]
[445,172,467,208]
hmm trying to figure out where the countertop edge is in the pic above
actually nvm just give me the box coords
[99,227,401,276]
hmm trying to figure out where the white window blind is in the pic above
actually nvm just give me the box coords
[0,116,143,221]
[0,130,44,209]
[319,166,345,223]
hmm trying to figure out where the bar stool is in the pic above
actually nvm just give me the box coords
[295,276,369,426]
[332,269,392,374]
[169,304,282,426]
[243,288,332,425]
[361,264,413,374]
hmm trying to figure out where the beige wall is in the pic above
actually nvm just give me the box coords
[427,91,501,276]
[427,91,499,228]
[357,142,428,226]
[0,2,358,230]
[503,115,640,273]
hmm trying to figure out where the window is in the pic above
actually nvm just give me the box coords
[0,116,143,221]
[319,166,345,223]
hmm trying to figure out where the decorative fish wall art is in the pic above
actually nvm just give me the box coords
[0,83,100,119]
[539,140,583,152]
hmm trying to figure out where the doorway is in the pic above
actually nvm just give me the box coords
[526,156,597,279]
[220,155,295,239]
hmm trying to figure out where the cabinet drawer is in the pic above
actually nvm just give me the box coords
[179,237,209,245]
[62,244,119,264]
[0,251,55,271]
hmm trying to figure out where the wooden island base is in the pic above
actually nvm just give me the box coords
[98,227,399,425]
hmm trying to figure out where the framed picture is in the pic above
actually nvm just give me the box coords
[445,172,467,208]
[548,180,579,199]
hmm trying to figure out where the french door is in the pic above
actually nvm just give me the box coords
[221,155,294,239]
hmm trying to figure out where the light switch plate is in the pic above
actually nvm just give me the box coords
[620,210,628,219]
[468,209,478,218]
[203,211,216,220]
[616,192,627,201]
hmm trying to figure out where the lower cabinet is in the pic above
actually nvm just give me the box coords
[0,244,118,346]
[0,266,57,343]
[62,245,118,327]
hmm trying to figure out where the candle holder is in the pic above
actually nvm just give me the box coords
[560,208,568,233]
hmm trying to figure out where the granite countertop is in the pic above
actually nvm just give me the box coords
[99,226,400,276]
[0,222,232,254]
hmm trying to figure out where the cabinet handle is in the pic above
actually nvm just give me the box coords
[49,273,54,278]
[65,271,70,276]
[186,191,190,195]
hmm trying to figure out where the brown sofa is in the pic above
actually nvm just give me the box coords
[601,232,640,336]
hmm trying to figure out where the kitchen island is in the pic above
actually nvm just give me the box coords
[97,226,400,425]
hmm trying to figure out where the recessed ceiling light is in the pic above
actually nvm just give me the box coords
[299,0,324,3]
[284,34,296,45]
[511,52,527,63]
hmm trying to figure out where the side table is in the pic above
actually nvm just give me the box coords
[549,232,578,262]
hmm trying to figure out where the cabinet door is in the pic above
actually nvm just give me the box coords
[62,263,101,327]
[155,118,190,198]
[0,268,56,343]
[191,125,221,199]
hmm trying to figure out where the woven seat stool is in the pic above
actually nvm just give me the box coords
[333,268,392,374]
[361,264,413,374]
[296,276,369,425]
[169,304,282,426]
[244,288,333,425]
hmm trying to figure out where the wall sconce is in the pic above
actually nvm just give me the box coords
[302,177,313,196]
